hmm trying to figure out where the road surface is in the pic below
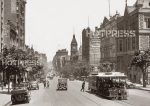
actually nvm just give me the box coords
[8,77,150,106]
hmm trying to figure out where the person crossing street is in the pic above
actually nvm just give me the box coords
[81,81,85,92]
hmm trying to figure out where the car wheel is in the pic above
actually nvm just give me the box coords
[11,96,16,105]
[26,99,29,103]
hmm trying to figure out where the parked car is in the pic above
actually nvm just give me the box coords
[11,82,31,105]
[47,76,53,80]
[57,78,68,90]
[29,81,39,90]
[126,80,135,89]
[69,75,75,81]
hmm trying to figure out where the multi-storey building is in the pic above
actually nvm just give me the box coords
[89,27,100,66]
[0,0,4,52]
[99,12,120,71]
[78,45,82,61]
[116,0,150,84]
[52,49,68,72]
[82,27,93,63]
[2,0,26,50]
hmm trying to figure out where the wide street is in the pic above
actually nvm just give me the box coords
[4,77,149,106]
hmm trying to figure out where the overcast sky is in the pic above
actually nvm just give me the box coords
[25,0,136,61]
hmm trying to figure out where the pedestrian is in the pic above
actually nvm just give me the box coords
[47,81,49,88]
[81,81,85,92]
[43,80,46,88]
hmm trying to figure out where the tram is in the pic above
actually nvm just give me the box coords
[88,72,128,100]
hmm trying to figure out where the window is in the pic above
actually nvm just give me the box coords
[132,37,135,50]
[119,39,123,52]
[128,38,130,50]
[144,17,150,28]
[125,38,127,52]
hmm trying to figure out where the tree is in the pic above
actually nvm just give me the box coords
[59,61,90,79]
[131,50,150,87]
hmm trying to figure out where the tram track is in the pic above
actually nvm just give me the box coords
[71,80,138,106]
[115,100,137,106]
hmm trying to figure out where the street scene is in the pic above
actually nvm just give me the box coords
[1,77,150,106]
[1,0,150,106]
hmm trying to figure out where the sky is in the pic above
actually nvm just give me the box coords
[25,0,136,61]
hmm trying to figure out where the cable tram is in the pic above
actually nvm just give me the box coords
[88,72,128,100]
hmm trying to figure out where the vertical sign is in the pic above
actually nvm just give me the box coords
[11,0,16,13]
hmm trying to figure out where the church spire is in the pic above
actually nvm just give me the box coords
[125,0,127,7]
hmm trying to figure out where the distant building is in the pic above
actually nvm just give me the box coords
[53,49,68,72]
[78,45,82,61]
[82,27,93,63]
[70,34,78,62]
[89,27,100,66]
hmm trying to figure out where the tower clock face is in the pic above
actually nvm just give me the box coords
[72,46,76,49]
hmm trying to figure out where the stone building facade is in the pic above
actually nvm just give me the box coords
[116,0,150,84]
[0,0,4,52]
[52,49,68,72]
[2,0,26,50]
[99,12,120,71]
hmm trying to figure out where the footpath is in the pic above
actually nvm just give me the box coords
[0,87,11,106]
[134,84,150,91]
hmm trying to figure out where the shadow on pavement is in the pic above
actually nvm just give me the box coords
[85,90,112,100]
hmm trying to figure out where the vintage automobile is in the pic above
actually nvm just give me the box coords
[47,76,53,80]
[69,75,75,81]
[57,78,68,90]
[126,80,136,89]
[29,81,39,90]
[11,82,31,105]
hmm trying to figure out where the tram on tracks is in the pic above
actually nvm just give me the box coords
[88,72,128,100]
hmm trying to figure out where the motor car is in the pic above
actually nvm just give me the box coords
[11,82,31,105]
[47,76,53,80]
[126,80,135,89]
[69,75,75,81]
[57,78,68,90]
[29,81,39,90]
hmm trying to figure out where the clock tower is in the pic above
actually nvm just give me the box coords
[71,34,78,61]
